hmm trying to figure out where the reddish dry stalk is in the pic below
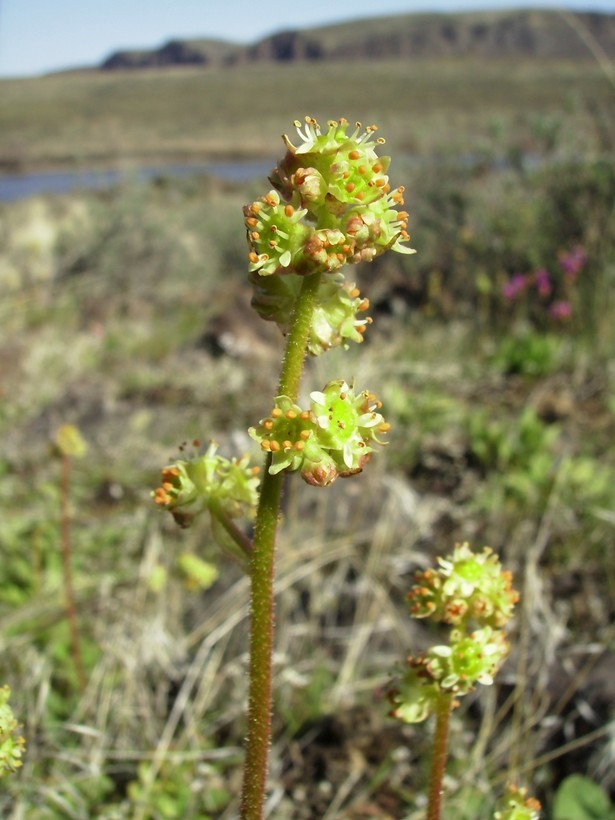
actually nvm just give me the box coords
[59,454,86,693]
[427,692,454,820]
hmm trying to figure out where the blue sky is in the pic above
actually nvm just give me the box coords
[1,0,614,77]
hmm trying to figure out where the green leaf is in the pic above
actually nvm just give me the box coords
[553,774,615,820]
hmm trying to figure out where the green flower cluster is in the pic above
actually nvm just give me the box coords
[494,785,542,820]
[0,685,25,778]
[153,441,260,530]
[248,380,390,487]
[408,543,519,629]
[244,117,415,355]
[251,271,372,355]
[390,543,518,723]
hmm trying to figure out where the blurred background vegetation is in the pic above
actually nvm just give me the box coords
[1,10,615,817]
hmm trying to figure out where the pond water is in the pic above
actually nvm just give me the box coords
[0,160,275,202]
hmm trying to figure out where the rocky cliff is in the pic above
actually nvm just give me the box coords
[101,9,615,70]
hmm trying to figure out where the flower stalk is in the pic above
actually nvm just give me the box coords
[427,692,454,820]
[240,272,321,818]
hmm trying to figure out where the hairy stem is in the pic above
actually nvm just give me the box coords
[427,692,454,820]
[59,454,86,693]
[240,272,321,819]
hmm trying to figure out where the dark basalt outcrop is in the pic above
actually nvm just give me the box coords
[100,10,615,71]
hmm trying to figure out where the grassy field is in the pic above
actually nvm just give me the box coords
[0,55,615,818]
[1,59,614,169]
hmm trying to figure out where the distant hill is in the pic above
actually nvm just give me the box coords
[100,9,615,70]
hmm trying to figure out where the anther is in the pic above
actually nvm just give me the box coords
[269,440,281,452]
[285,410,297,420]
[271,408,283,418]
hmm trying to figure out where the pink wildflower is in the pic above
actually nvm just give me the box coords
[549,300,572,322]
[558,246,586,282]
[502,274,527,301]
[534,268,552,298]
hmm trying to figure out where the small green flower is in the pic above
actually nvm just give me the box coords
[309,380,389,474]
[244,190,311,276]
[302,228,353,273]
[153,441,260,529]
[345,186,415,261]
[248,396,319,476]
[251,271,371,355]
[278,117,393,210]
[309,278,371,354]
[388,665,441,724]
[0,686,25,778]
[494,785,542,820]
[423,627,510,693]
[249,382,390,486]
[408,542,519,629]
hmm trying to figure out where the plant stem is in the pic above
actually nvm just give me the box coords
[59,454,86,693]
[427,692,454,820]
[240,271,321,820]
[208,498,253,570]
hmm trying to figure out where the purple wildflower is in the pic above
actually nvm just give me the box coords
[558,246,586,282]
[502,274,528,301]
[534,268,552,298]
[549,300,572,322]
